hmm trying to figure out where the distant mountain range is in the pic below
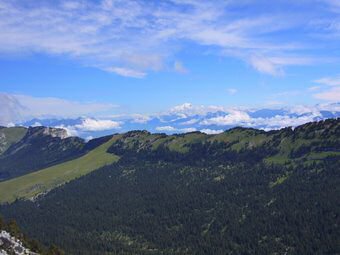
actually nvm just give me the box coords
[18,103,340,138]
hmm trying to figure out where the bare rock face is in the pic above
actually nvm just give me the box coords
[0,127,69,157]
[0,127,27,156]
[0,133,7,154]
[42,127,68,139]
[0,230,38,255]
[27,126,68,140]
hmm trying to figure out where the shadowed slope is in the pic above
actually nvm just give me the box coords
[0,136,120,203]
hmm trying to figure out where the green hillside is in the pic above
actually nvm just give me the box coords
[0,126,85,180]
[0,136,120,203]
[0,119,339,205]
[0,127,27,155]
[0,119,338,255]
[209,127,270,151]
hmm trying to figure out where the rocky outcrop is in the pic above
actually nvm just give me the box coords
[43,127,68,139]
[0,132,7,154]
[28,126,68,140]
[0,230,38,255]
[0,127,27,155]
[0,126,85,181]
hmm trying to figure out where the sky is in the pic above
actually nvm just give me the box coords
[0,0,340,132]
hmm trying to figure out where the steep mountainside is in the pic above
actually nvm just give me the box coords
[0,127,85,181]
[0,119,339,254]
[0,119,340,202]
[0,119,339,203]
[0,127,27,155]
[0,136,119,203]
[0,216,64,254]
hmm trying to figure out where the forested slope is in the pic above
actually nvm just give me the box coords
[0,119,339,254]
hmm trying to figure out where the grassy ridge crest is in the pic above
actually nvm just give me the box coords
[0,136,120,203]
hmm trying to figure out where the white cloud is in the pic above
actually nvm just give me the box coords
[250,115,317,129]
[105,67,146,78]
[308,86,321,91]
[0,0,331,77]
[169,103,224,116]
[200,110,251,126]
[314,76,340,86]
[288,105,320,115]
[85,136,94,141]
[2,98,338,137]
[174,61,188,74]
[180,118,200,125]
[130,114,151,124]
[56,125,79,137]
[6,122,15,128]
[74,118,121,131]
[170,103,193,113]
[0,93,24,125]
[155,126,176,132]
[248,55,283,76]
[181,127,197,133]
[226,88,237,95]
[155,125,196,133]
[0,92,116,124]
[317,102,340,112]
[200,129,224,134]
[158,103,336,133]
[16,95,116,118]
[312,75,340,101]
[268,56,319,66]
[56,118,121,137]
[314,87,340,101]
[31,122,42,127]
[62,1,83,10]
[323,0,340,12]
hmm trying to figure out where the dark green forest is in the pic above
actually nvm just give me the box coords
[0,215,64,254]
[0,119,339,254]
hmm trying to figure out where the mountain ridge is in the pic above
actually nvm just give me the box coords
[0,118,339,204]
[0,126,85,181]
[0,118,338,254]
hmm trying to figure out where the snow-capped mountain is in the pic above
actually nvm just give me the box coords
[18,103,340,138]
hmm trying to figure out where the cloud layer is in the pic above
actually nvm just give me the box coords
[1,92,339,137]
[14,98,340,138]
[0,0,337,77]
[312,75,340,101]
[0,93,116,125]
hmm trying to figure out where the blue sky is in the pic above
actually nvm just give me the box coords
[0,0,340,130]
